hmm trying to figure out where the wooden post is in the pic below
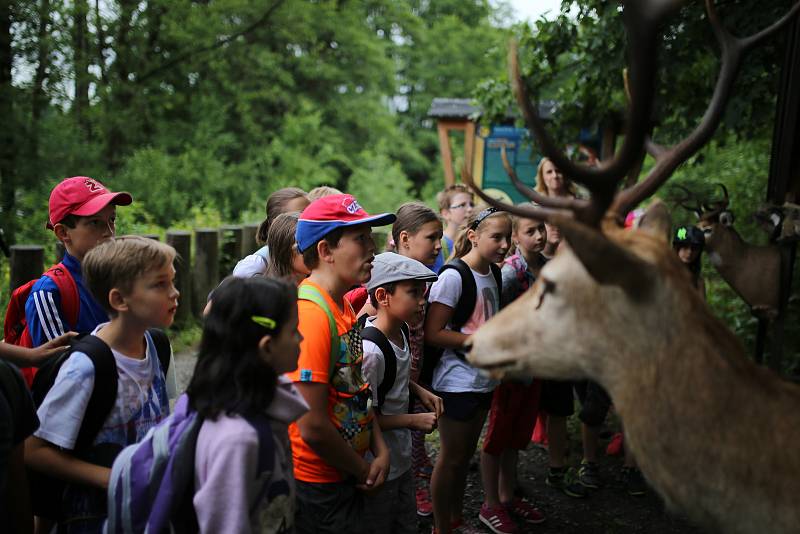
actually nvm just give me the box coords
[242,223,260,255]
[438,122,456,187]
[10,245,44,291]
[192,229,219,318]
[220,225,244,277]
[166,230,192,325]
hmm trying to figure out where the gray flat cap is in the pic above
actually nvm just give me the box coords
[367,252,438,291]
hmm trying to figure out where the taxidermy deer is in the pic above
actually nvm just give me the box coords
[681,184,782,318]
[461,2,800,534]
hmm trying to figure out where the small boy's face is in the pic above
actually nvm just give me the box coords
[331,224,377,286]
[56,204,116,261]
[514,218,547,256]
[382,280,427,324]
[442,192,474,227]
[121,261,180,329]
[677,244,701,264]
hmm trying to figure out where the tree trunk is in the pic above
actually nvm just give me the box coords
[0,0,17,243]
[73,0,91,140]
[31,0,51,179]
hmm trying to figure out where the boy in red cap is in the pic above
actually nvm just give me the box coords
[25,176,133,348]
[287,194,394,533]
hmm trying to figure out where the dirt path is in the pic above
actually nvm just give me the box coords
[174,348,706,534]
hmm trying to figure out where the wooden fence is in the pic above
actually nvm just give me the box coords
[8,223,262,325]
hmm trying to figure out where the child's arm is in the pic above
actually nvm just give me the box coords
[375,411,437,433]
[294,382,370,483]
[424,302,469,350]
[0,332,76,367]
[24,436,110,489]
[357,414,390,492]
[409,381,444,419]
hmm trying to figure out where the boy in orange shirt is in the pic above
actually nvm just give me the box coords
[287,194,394,533]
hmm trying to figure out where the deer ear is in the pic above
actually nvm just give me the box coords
[637,199,672,243]
[556,217,655,302]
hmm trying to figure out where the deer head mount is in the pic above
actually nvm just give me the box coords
[463,2,800,533]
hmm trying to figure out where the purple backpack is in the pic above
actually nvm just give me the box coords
[105,394,276,534]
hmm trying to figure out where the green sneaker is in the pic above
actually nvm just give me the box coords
[578,460,602,489]
[546,466,589,498]
[620,466,647,496]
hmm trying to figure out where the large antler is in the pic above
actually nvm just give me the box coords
[468,0,800,228]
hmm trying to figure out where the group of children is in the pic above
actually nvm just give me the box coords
[1,172,662,534]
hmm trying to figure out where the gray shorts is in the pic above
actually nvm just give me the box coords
[361,469,416,534]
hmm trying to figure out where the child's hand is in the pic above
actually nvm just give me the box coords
[411,412,438,433]
[356,454,390,493]
[30,332,77,366]
[417,388,444,419]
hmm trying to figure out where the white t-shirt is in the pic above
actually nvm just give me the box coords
[232,246,269,278]
[361,318,411,481]
[35,324,177,450]
[427,267,499,393]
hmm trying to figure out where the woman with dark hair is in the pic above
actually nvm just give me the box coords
[673,225,706,298]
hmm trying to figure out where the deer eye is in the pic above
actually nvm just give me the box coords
[535,278,556,310]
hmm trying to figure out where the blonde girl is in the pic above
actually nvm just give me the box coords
[424,208,512,534]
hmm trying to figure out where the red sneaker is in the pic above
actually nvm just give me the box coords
[479,503,518,534]
[416,487,433,517]
[503,497,545,524]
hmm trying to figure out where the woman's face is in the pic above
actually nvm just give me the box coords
[542,160,566,196]
[677,245,700,264]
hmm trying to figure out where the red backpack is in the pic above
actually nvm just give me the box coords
[3,263,80,387]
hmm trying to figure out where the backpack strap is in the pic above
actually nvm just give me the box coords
[147,328,171,374]
[439,258,477,331]
[298,285,339,380]
[489,262,504,309]
[70,335,119,452]
[44,263,80,330]
[360,326,397,408]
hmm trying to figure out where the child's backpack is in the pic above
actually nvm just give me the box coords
[106,394,275,534]
[357,315,411,408]
[418,258,501,387]
[3,262,80,386]
[28,329,171,521]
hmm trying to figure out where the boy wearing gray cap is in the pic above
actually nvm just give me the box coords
[361,252,444,533]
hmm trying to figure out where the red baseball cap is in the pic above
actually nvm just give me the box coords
[296,194,396,252]
[47,176,133,229]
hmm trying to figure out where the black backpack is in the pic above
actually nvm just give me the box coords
[357,314,410,408]
[418,258,502,387]
[29,329,171,521]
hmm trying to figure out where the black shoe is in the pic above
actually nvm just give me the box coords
[546,467,589,498]
[620,466,647,496]
[578,460,602,489]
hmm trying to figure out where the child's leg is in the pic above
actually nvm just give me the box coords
[432,409,487,532]
[498,449,518,504]
[581,423,600,463]
[547,415,568,467]
[480,450,502,507]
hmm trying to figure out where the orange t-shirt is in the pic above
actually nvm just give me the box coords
[287,280,373,483]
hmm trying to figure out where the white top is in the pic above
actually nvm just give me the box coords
[427,267,499,393]
[232,247,270,278]
[35,324,177,450]
[361,317,412,481]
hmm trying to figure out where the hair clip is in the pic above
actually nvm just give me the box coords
[251,315,277,330]
[469,207,499,230]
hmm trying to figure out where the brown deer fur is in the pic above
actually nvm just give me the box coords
[467,204,800,534]
[698,217,782,316]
